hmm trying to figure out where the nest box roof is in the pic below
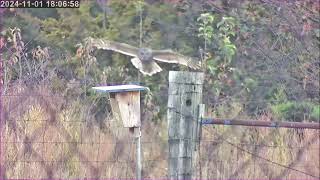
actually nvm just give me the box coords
[92,84,149,93]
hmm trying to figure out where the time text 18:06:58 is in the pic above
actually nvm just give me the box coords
[0,0,80,8]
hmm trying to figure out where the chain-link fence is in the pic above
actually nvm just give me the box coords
[0,83,319,179]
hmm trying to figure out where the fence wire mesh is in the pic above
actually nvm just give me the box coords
[197,125,319,179]
[0,1,319,178]
[0,83,319,179]
[0,83,168,179]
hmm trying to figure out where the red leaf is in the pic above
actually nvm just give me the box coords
[0,37,5,49]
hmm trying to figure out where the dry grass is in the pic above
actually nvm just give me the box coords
[1,86,319,179]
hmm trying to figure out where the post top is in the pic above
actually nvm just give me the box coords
[169,71,204,84]
[92,84,149,93]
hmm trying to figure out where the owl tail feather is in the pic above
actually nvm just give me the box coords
[130,58,162,76]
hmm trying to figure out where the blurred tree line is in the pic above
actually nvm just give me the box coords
[1,0,319,124]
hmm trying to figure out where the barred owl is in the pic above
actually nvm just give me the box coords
[84,38,201,76]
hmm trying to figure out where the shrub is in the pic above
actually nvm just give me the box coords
[311,105,320,122]
[271,102,318,122]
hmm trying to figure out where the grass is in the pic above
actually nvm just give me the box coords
[1,86,319,179]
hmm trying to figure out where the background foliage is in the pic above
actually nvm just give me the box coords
[1,0,319,124]
[1,0,319,179]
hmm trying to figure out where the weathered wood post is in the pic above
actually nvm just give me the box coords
[167,71,204,180]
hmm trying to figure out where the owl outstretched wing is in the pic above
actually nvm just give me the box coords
[85,37,139,57]
[152,50,201,69]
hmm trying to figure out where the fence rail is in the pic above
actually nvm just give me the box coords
[202,118,320,129]
[0,82,319,179]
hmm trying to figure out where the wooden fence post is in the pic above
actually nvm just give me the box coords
[167,71,204,180]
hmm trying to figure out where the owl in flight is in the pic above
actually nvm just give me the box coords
[83,38,201,76]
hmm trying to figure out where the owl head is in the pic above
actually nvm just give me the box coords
[138,48,153,62]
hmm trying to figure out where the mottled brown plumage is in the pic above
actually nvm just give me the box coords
[84,37,201,76]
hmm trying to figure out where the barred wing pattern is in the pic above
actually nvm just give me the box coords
[152,50,201,69]
[83,37,201,76]
[86,38,139,57]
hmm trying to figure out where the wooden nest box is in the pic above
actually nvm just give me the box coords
[92,84,148,128]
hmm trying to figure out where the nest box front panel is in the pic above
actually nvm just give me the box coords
[115,91,141,128]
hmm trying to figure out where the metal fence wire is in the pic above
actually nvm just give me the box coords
[0,83,319,179]
[0,84,168,179]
